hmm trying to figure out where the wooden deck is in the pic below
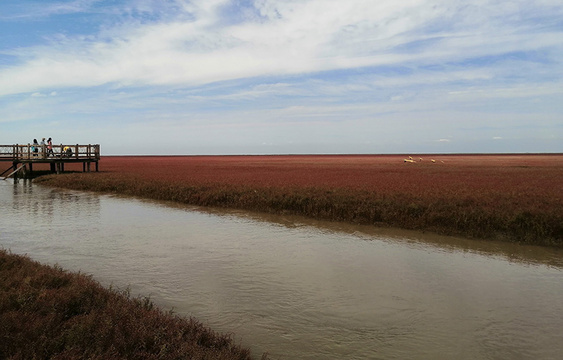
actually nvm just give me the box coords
[1,144,100,178]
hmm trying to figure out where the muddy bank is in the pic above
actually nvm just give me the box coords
[35,155,563,248]
[0,250,268,360]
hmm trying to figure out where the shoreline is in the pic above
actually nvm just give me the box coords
[32,154,563,247]
[0,249,268,359]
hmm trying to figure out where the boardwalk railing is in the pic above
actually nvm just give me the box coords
[1,144,100,178]
[0,144,100,161]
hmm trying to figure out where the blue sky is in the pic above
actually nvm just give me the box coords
[1,0,562,155]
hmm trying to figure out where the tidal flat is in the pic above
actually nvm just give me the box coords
[35,154,563,247]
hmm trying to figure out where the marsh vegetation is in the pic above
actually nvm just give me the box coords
[0,250,267,359]
[35,154,563,247]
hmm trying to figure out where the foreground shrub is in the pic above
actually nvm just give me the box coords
[0,250,267,360]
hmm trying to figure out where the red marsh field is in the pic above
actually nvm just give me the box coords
[37,154,563,246]
[0,250,262,360]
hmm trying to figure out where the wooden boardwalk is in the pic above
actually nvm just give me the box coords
[0,144,100,178]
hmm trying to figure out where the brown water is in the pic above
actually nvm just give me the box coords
[1,179,563,359]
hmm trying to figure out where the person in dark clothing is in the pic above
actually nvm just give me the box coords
[32,139,39,157]
[47,137,54,157]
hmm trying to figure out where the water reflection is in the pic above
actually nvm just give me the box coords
[1,180,563,360]
[10,178,101,220]
[156,200,563,270]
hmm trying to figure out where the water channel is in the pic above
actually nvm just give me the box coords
[1,179,563,359]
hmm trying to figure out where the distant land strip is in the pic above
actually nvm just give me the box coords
[34,154,563,247]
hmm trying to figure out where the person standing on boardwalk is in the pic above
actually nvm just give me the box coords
[40,138,46,158]
[32,139,39,157]
[47,137,54,157]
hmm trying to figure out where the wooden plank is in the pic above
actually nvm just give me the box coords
[1,164,25,180]
[0,166,14,177]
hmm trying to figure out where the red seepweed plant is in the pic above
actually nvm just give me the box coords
[0,249,268,360]
[35,154,563,247]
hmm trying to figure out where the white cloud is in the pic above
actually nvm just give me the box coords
[1,0,562,154]
[1,0,562,96]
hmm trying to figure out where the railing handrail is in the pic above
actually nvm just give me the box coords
[0,144,100,160]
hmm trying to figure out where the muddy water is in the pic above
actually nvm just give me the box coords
[1,179,563,359]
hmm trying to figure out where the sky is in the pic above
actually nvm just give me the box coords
[1,0,562,155]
